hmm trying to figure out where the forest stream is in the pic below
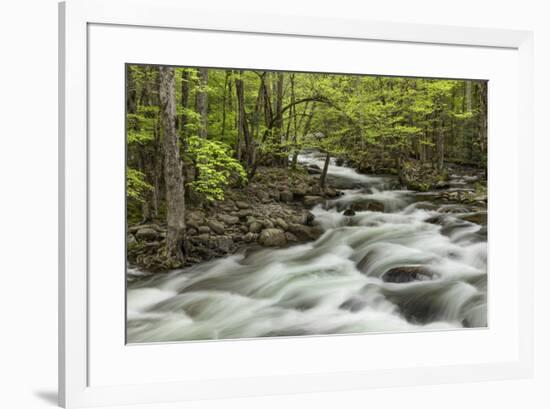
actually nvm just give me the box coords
[127,152,487,343]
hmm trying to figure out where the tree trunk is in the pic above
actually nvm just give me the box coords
[139,66,151,106]
[320,151,330,189]
[478,82,488,162]
[235,73,252,167]
[220,70,230,137]
[274,72,284,165]
[437,120,445,170]
[284,74,295,168]
[466,80,472,112]
[159,66,186,265]
[396,154,406,185]
[292,102,316,168]
[137,153,152,222]
[126,65,137,115]
[180,69,190,137]
[196,68,209,138]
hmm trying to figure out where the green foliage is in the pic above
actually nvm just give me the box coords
[126,106,159,144]
[126,64,487,224]
[187,136,247,201]
[127,167,153,202]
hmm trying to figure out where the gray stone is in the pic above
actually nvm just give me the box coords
[218,214,239,225]
[215,236,233,253]
[308,185,322,195]
[306,166,322,175]
[235,201,249,209]
[275,217,288,230]
[135,227,159,241]
[129,223,162,234]
[301,211,315,226]
[261,219,274,229]
[351,200,385,212]
[279,190,294,202]
[186,211,205,228]
[291,185,308,198]
[459,211,487,225]
[198,225,211,234]
[413,202,438,211]
[324,188,338,197]
[285,232,298,242]
[127,234,136,245]
[195,233,210,243]
[258,228,287,247]
[249,221,263,233]
[243,232,257,242]
[343,208,356,216]
[303,195,324,207]
[287,224,323,241]
[208,220,225,235]
[270,190,280,201]
[186,219,201,231]
[382,266,437,283]
[238,209,254,218]
[256,190,270,201]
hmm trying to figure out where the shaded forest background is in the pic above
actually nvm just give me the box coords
[126,65,487,267]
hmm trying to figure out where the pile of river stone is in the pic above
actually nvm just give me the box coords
[127,166,341,272]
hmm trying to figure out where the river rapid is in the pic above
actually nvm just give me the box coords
[127,152,487,343]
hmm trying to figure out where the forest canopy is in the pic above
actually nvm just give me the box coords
[126,64,487,267]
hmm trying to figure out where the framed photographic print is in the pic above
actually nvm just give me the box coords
[59,0,534,407]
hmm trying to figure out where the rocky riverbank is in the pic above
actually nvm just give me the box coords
[128,166,341,272]
[127,152,489,342]
[128,154,486,274]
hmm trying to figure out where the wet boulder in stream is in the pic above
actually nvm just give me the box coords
[306,164,322,174]
[458,211,487,225]
[350,200,385,212]
[303,195,324,207]
[343,208,356,216]
[258,228,287,247]
[287,224,323,241]
[382,266,438,283]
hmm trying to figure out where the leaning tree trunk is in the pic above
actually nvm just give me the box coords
[159,66,186,265]
[196,68,209,138]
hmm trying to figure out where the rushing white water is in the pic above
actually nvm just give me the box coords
[127,154,487,343]
[297,152,384,185]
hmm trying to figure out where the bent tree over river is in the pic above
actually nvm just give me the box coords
[127,152,487,343]
[126,65,488,343]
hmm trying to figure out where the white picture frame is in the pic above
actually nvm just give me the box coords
[59,0,534,407]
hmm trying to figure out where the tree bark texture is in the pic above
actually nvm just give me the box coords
[159,66,186,264]
[180,69,190,136]
[320,151,330,189]
[196,68,209,138]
